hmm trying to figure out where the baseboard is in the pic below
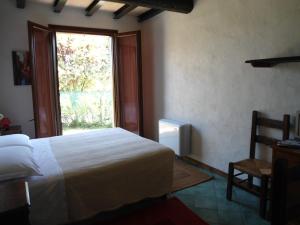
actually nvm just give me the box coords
[181,156,228,178]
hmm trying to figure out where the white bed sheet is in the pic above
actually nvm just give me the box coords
[28,128,174,225]
[29,138,68,225]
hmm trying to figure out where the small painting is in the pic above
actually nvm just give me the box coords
[12,51,31,85]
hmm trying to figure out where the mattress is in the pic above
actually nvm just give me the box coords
[28,128,174,225]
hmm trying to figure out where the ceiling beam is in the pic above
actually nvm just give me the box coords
[16,0,26,9]
[107,0,193,14]
[114,4,137,19]
[138,9,163,23]
[85,0,101,16]
[53,0,67,13]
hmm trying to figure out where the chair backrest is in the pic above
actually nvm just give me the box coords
[271,158,300,225]
[249,111,290,159]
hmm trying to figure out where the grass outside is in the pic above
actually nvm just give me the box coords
[63,127,108,135]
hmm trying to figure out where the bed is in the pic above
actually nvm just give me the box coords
[28,128,174,225]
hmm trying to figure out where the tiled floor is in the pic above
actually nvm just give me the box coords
[174,168,270,225]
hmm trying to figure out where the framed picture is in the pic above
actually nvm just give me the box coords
[12,51,31,85]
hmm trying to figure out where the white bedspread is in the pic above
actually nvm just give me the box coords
[29,138,68,225]
[28,128,174,225]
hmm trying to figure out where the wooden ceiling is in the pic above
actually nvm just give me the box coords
[16,0,194,22]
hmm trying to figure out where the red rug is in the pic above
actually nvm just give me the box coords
[104,197,209,225]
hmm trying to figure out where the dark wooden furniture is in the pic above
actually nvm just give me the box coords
[227,111,290,218]
[17,0,194,22]
[16,0,26,8]
[53,0,67,13]
[245,56,300,67]
[85,0,101,17]
[272,146,300,225]
[138,9,164,22]
[0,125,22,136]
[0,180,31,225]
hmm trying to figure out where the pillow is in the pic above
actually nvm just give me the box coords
[0,145,42,182]
[0,134,33,149]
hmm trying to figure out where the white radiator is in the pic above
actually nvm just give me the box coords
[158,119,191,156]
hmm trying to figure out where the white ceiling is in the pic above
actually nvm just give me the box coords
[28,0,150,16]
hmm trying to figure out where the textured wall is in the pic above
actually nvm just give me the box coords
[1,0,300,172]
[141,0,300,172]
[0,1,140,137]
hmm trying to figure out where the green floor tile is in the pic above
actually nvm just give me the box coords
[193,208,220,224]
[175,167,270,225]
[195,195,218,209]
[243,213,270,225]
[217,197,243,212]
[175,193,195,206]
[218,210,245,225]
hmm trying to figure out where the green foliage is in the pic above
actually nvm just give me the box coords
[57,33,112,92]
[56,33,114,130]
[60,91,113,129]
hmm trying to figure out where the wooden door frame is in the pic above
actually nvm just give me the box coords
[48,25,119,134]
[117,31,143,136]
[48,25,118,36]
[28,21,59,137]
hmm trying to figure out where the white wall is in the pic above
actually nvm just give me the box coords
[1,0,300,173]
[0,1,141,137]
[141,0,300,172]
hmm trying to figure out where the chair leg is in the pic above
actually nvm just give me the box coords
[248,175,253,188]
[260,175,269,218]
[227,162,234,201]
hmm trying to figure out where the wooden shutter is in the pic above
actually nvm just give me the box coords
[28,21,58,138]
[117,31,143,136]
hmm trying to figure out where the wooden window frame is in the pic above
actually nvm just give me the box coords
[48,25,118,36]
[48,25,120,134]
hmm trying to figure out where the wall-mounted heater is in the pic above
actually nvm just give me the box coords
[159,119,191,156]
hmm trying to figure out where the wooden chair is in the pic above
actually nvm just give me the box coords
[271,158,300,225]
[226,111,290,218]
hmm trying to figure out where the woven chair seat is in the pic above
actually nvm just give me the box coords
[233,159,272,178]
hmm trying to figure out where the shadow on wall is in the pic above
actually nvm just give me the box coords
[142,0,202,141]
[142,16,167,140]
[190,126,204,158]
